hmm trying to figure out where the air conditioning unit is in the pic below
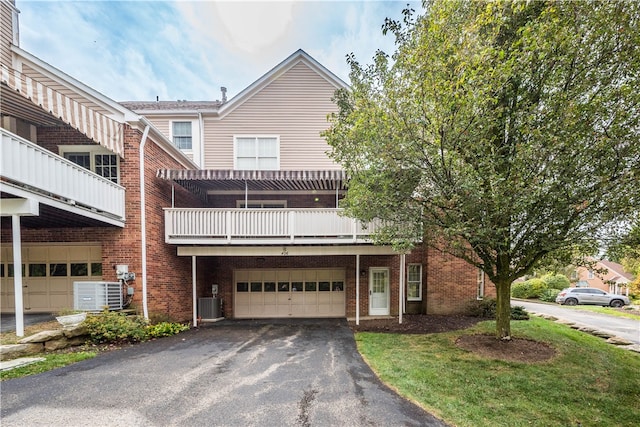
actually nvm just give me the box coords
[198,297,221,319]
[74,281,123,312]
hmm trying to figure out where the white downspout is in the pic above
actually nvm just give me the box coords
[198,112,205,168]
[139,122,151,320]
[192,255,197,327]
[356,254,360,326]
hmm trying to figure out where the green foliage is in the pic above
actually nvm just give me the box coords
[325,0,640,339]
[540,288,562,303]
[84,311,149,344]
[541,274,570,291]
[511,278,548,299]
[84,311,189,344]
[146,322,189,338]
[468,298,529,320]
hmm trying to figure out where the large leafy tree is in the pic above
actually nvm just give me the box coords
[324,0,640,339]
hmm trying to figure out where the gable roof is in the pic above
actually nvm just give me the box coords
[120,49,348,117]
[217,49,347,118]
[598,260,634,281]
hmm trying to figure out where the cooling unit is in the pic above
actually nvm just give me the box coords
[198,297,221,319]
[74,281,123,311]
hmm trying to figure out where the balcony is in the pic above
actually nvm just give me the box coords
[164,208,380,245]
[1,128,125,225]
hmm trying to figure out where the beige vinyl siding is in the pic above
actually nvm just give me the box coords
[1,1,17,68]
[141,115,171,140]
[203,62,341,170]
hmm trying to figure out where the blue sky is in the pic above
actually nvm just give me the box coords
[16,0,423,102]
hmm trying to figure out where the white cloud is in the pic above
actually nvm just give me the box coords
[15,0,423,102]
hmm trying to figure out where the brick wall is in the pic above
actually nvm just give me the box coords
[425,247,496,314]
[2,124,204,322]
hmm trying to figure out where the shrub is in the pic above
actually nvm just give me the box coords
[511,278,547,299]
[147,322,189,338]
[84,311,149,344]
[468,298,530,320]
[541,274,570,291]
[540,288,562,302]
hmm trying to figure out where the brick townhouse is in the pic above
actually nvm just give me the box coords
[1,0,494,334]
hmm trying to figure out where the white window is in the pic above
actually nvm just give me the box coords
[407,264,422,301]
[234,136,279,170]
[60,146,119,184]
[237,200,287,209]
[570,270,578,280]
[477,269,485,300]
[172,121,192,150]
[588,270,594,279]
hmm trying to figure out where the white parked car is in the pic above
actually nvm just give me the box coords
[555,287,630,307]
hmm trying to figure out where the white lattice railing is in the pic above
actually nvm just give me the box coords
[1,128,125,220]
[164,208,379,245]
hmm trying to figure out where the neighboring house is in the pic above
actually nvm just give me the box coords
[1,0,494,331]
[571,260,633,295]
[0,0,201,334]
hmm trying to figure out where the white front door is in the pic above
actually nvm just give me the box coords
[369,268,389,316]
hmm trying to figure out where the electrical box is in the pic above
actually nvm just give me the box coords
[212,284,219,296]
[116,264,128,280]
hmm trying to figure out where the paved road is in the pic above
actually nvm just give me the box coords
[1,313,56,333]
[512,300,640,344]
[1,319,446,427]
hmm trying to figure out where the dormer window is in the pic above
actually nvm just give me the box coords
[172,121,193,150]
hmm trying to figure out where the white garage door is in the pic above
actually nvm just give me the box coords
[0,244,102,313]
[234,268,345,318]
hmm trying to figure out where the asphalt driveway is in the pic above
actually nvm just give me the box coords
[1,318,446,426]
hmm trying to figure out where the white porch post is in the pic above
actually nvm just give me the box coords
[399,253,406,324]
[12,215,25,337]
[355,254,360,325]
[192,255,198,327]
[1,199,39,337]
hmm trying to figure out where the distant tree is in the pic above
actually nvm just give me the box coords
[608,219,640,293]
[325,0,640,339]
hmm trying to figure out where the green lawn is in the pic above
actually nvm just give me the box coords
[0,351,96,381]
[355,317,640,427]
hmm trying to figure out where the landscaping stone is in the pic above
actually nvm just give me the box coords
[44,337,69,351]
[0,343,43,359]
[62,324,89,338]
[606,336,633,346]
[19,329,63,343]
[0,357,46,372]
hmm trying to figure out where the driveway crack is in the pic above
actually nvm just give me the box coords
[297,388,318,427]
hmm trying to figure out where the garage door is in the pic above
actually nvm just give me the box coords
[0,244,102,313]
[234,269,345,318]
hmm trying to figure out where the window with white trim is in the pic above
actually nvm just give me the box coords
[60,146,119,184]
[588,270,594,279]
[477,269,485,300]
[234,136,279,170]
[407,264,422,301]
[237,200,287,208]
[172,121,192,150]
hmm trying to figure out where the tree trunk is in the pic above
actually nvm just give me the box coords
[494,279,512,340]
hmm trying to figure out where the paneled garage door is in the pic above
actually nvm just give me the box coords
[0,244,102,313]
[234,269,345,318]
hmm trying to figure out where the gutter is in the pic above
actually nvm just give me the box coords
[139,120,151,320]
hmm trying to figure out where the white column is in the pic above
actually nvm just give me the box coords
[355,254,360,325]
[12,215,25,337]
[192,255,198,327]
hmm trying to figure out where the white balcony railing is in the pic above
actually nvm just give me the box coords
[164,208,380,245]
[1,128,125,221]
